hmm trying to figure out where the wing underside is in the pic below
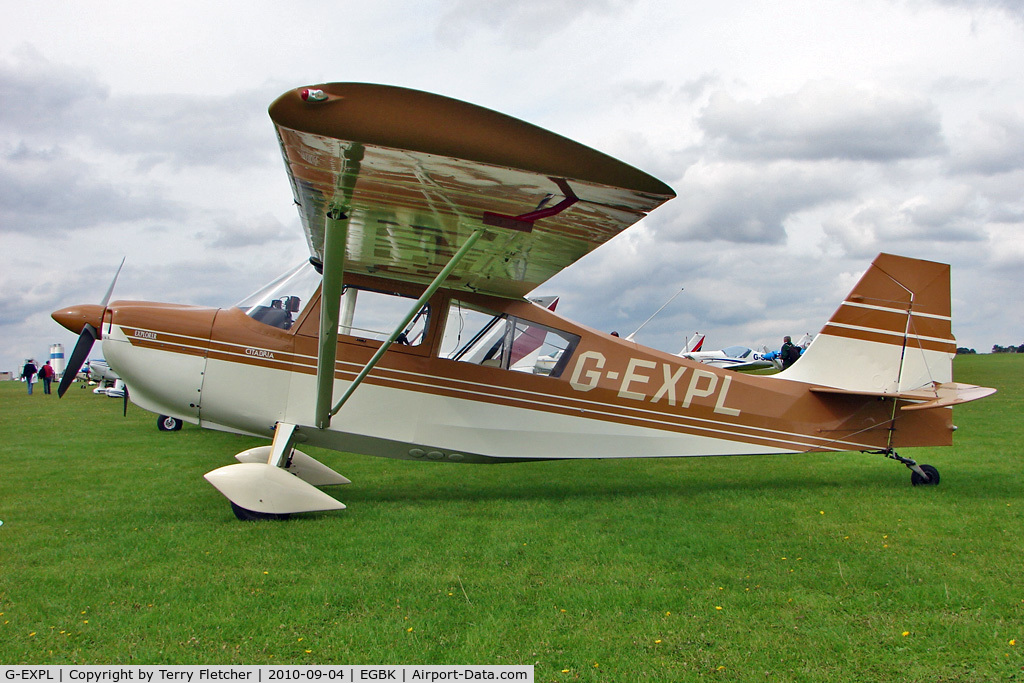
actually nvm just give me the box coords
[270,83,676,299]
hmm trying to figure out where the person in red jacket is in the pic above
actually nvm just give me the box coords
[39,361,55,394]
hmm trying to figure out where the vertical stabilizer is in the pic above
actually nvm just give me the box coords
[777,253,956,393]
[680,332,705,354]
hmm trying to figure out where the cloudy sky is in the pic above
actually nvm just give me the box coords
[3,0,1023,375]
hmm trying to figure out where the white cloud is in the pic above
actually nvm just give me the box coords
[949,110,1024,174]
[699,83,945,162]
[928,0,1024,24]
[436,0,633,48]
[659,159,858,244]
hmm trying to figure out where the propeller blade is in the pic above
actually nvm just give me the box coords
[58,324,97,397]
[123,385,129,417]
[100,257,125,310]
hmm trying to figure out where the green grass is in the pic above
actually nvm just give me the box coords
[0,355,1021,681]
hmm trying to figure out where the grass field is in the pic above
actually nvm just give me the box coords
[0,355,1021,680]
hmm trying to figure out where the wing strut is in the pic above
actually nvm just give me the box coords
[315,209,350,429]
[327,227,486,420]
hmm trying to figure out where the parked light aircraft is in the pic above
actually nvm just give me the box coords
[83,359,123,393]
[52,83,995,520]
[680,333,816,372]
[86,359,119,383]
[82,359,186,430]
[680,341,780,372]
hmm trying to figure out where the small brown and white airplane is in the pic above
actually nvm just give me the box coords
[52,83,996,520]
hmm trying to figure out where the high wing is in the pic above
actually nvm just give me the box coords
[269,83,676,299]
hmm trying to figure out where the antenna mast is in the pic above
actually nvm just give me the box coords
[626,287,684,341]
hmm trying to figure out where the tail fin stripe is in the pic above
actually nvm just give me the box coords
[831,305,952,338]
[842,301,951,321]
[820,326,956,354]
[824,322,955,346]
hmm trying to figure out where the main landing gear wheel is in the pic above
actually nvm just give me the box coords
[911,464,940,486]
[230,502,291,522]
[157,415,183,431]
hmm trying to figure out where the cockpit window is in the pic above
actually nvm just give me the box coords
[441,299,578,377]
[338,285,429,347]
[236,261,321,330]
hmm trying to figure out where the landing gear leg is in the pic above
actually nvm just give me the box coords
[872,449,940,486]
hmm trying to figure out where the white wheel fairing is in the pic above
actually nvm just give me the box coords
[204,463,346,514]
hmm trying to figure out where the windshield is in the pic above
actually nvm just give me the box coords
[721,345,752,359]
[236,261,321,330]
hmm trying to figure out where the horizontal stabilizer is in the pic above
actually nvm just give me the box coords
[204,463,346,515]
[898,382,997,412]
[810,382,996,411]
[234,446,351,486]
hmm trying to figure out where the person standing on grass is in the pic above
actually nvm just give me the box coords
[22,359,38,395]
[39,360,55,394]
[780,336,801,370]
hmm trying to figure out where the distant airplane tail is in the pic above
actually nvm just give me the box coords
[777,253,957,394]
[680,332,705,354]
[795,332,814,349]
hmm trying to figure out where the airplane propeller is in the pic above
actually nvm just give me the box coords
[55,258,125,398]
[57,323,97,397]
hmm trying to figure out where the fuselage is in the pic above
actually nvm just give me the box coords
[56,269,953,465]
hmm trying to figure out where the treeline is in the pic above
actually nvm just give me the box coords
[991,344,1024,354]
[956,345,1024,354]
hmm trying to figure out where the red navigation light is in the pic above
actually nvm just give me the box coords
[301,88,327,102]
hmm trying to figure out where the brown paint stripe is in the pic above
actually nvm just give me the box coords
[820,324,957,353]
[364,371,888,453]
[122,326,890,453]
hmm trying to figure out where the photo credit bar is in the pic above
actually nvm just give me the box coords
[0,667,533,683]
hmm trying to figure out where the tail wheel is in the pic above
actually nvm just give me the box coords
[911,464,940,486]
[157,415,183,431]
